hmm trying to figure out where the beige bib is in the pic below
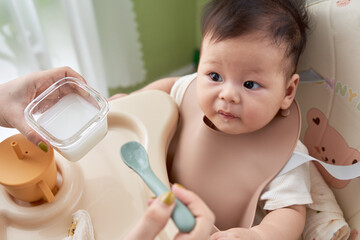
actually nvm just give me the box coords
[167,79,301,230]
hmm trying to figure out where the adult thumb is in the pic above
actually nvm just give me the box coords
[20,124,49,152]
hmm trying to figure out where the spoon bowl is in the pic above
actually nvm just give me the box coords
[121,141,150,173]
[120,141,195,233]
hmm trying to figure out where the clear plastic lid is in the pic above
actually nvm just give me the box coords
[24,77,109,148]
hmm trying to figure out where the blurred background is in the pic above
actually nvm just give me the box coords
[0,0,208,98]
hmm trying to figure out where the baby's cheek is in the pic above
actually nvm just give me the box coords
[245,108,274,129]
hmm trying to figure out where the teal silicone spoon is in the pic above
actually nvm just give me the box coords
[120,141,195,233]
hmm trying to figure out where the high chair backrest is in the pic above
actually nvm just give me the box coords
[296,0,360,236]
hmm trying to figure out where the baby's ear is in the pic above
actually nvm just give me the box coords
[281,73,299,110]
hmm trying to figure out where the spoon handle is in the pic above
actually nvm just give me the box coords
[142,170,195,233]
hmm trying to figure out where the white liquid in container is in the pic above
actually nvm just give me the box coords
[37,93,108,161]
[38,94,98,140]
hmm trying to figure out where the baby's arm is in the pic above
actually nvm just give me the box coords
[109,77,179,101]
[210,205,306,240]
[252,205,306,239]
[140,77,179,93]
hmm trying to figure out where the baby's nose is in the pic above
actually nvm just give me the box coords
[219,85,240,104]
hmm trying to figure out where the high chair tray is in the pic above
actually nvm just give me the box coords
[0,90,179,240]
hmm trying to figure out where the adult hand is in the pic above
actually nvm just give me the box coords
[0,67,85,151]
[125,184,215,240]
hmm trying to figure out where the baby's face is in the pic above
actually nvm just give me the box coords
[197,33,294,135]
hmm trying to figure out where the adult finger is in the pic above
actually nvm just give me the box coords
[31,67,86,95]
[172,184,215,240]
[19,123,49,152]
[42,66,86,83]
[125,191,176,240]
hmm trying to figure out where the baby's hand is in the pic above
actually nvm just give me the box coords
[210,228,262,240]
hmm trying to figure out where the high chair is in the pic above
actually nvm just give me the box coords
[0,90,180,239]
[296,0,360,239]
[1,0,359,239]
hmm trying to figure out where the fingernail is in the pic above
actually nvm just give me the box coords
[174,183,185,189]
[38,142,48,152]
[159,191,175,206]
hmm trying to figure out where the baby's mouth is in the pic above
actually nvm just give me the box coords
[218,110,236,120]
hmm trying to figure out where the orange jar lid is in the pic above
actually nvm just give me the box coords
[0,134,54,187]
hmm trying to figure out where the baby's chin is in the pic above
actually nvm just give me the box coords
[219,128,254,135]
[204,116,266,135]
[214,124,255,135]
[214,122,266,135]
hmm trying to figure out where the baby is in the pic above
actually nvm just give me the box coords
[116,0,312,239]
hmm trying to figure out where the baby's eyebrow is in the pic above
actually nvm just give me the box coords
[202,59,221,66]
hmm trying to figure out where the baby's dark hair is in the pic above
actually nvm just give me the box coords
[201,0,309,77]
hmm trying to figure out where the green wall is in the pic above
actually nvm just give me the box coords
[94,0,208,94]
[132,0,197,82]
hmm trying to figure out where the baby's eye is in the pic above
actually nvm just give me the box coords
[209,72,223,82]
[244,81,260,89]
